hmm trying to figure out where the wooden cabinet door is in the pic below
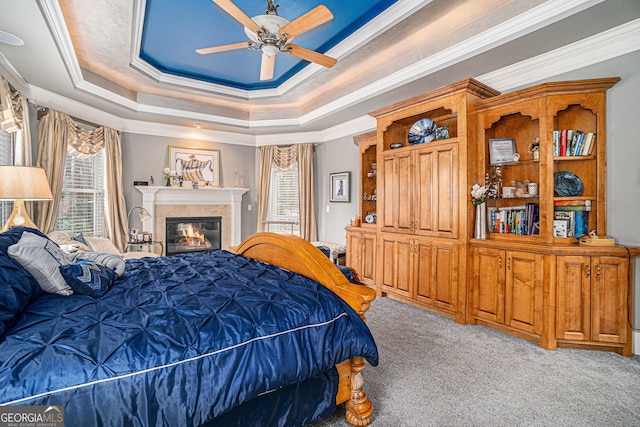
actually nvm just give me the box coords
[504,251,543,334]
[473,247,505,323]
[380,234,412,297]
[414,144,458,237]
[591,256,628,344]
[380,152,413,234]
[360,232,377,286]
[346,231,363,280]
[556,256,591,341]
[414,239,457,311]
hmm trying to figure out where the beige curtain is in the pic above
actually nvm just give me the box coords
[14,94,32,166]
[34,110,69,232]
[103,128,128,251]
[257,146,274,232]
[0,77,34,213]
[297,144,317,241]
[34,109,128,246]
[257,144,317,239]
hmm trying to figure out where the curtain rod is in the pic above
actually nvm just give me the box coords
[33,105,102,130]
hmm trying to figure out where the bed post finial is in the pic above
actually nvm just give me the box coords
[345,356,373,426]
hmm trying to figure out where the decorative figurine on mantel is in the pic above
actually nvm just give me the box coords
[235,169,245,188]
[163,168,172,186]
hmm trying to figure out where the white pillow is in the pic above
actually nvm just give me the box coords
[71,252,126,277]
[8,231,73,296]
[84,236,122,256]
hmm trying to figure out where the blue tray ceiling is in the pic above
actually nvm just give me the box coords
[140,0,397,90]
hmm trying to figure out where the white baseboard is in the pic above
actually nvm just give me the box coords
[633,330,639,356]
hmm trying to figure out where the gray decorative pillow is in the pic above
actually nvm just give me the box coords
[71,251,126,277]
[8,231,73,296]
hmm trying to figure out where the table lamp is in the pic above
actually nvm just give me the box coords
[0,165,53,233]
[127,206,152,242]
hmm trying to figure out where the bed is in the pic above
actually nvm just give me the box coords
[0,227,378,426]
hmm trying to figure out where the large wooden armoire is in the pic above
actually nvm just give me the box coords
[346,77,640,356]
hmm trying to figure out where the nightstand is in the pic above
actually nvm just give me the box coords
[125,241,164,256]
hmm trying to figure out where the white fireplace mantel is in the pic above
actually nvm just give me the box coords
[135,186,249,246]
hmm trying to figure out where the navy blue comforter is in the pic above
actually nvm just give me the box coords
[0,250,378,425]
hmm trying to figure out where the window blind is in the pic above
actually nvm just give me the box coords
[55,150,106,236]
[0,128,13,225]
[267,167,300,235]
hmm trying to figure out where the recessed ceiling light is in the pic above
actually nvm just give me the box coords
[195,123,203,129]
[0,30,24,46]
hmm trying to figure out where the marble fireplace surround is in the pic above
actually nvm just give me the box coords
[135,186,249,249]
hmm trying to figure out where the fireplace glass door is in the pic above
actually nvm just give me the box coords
[165,216,221,256]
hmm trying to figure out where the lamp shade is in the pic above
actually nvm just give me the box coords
[0,166,53,200]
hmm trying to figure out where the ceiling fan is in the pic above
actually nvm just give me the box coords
[196,0,337,81]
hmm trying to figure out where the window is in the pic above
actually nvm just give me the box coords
[0,127,13,225]
[266,166,299,235]
[55,150,106,236]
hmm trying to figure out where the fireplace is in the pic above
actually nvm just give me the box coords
[165,216,221,256]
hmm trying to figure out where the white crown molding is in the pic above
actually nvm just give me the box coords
[477,18,640,92]
[121,120,256,147]
[0,51,27,89]
[26,84,125,130]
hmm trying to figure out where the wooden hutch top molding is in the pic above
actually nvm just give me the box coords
[473,77,621,112]
[368,78,500,128]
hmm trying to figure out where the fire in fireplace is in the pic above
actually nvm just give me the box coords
[165,216,221,256]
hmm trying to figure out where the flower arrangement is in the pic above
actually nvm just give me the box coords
[528,137,540,157]
[471,183,488,205]
[163,167,172,180]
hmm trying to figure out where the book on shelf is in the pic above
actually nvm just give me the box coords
[554,200,591,237]
[553,219,569,238]
[488,203,539,236]
[554,210,574,237]
[552,130,595,156]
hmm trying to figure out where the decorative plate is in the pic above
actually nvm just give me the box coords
[408,118,437,145]
[554,171,584,196]
[365,213,376,224]
[390,142,404,149]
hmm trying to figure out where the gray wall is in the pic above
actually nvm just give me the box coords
[314,135,361,245]
[120,133,257,241]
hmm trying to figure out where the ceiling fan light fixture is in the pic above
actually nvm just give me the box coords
[261,44,279,56]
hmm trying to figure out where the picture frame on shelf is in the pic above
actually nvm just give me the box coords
[330,172,350,202]
[488,138,517,165]
[168,146,220,187]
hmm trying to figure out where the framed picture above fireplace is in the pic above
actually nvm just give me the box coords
[168,146,220,187]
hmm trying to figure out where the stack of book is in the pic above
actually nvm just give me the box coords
[488,203,539,235]
[553,200,591,238]
[553,129,596,157]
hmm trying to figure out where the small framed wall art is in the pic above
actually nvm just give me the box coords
[488,138,517,165]
[168,146,220,187]
[329,171,350,202]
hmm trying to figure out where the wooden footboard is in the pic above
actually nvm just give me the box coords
[232,232,376,426]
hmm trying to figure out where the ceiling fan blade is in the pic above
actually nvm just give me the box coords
[196,42,248,54]
[260,53,276,81]
[278,5,333,38]
[212,0,261,33]
[286,44,337,68]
